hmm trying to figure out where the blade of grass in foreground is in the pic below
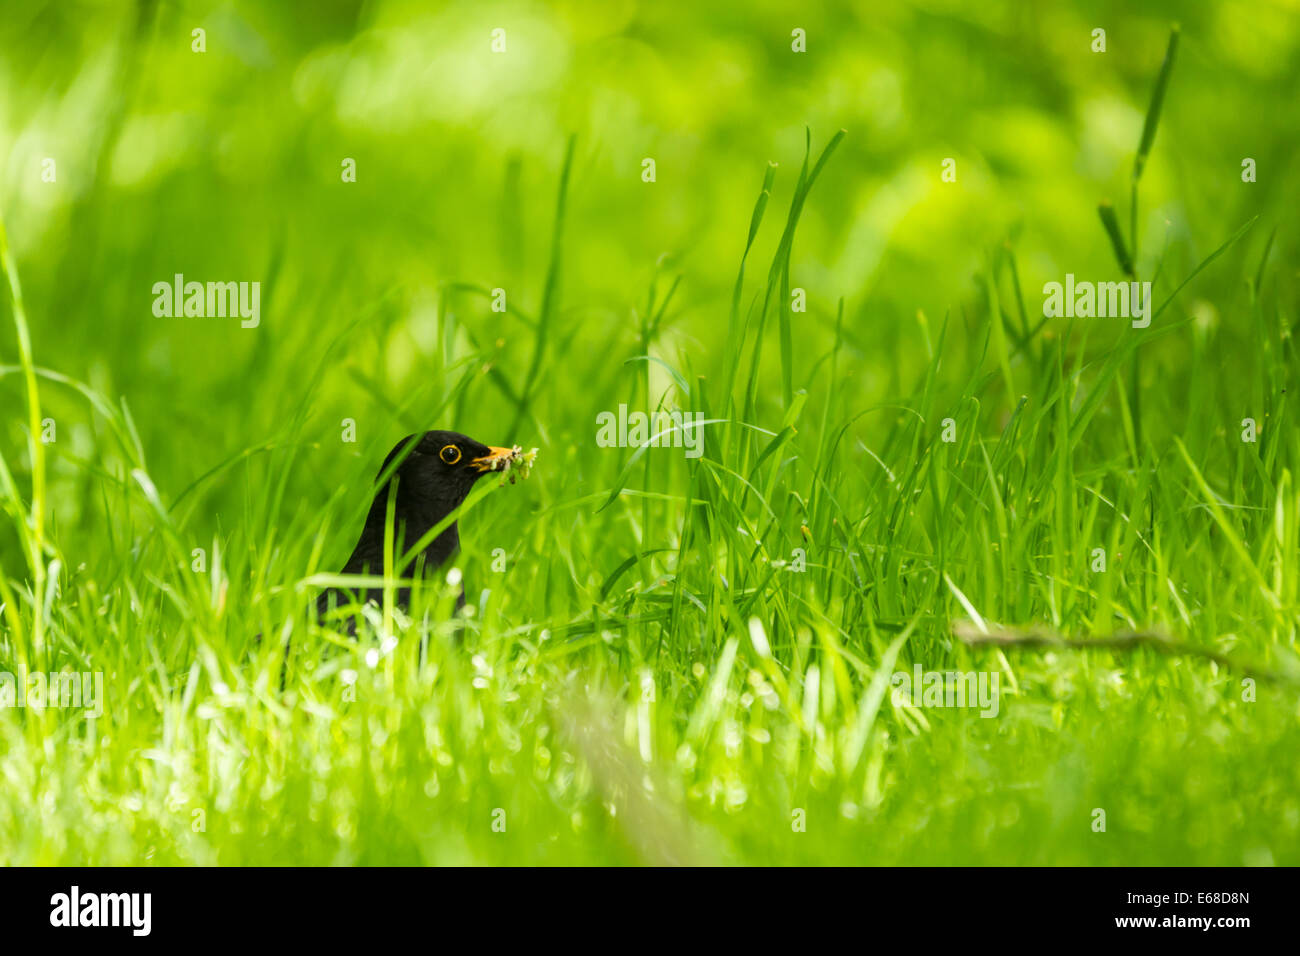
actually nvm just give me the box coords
[773,129,844,407]
[722,161,777,402]
[0,212,47,672]
[1175,437,1280,611]
[1133,23,1180,185]
[510,134,575,441]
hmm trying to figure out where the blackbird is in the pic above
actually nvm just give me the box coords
[315,430,525,628]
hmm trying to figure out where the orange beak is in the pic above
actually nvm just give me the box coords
[469,445,519,473]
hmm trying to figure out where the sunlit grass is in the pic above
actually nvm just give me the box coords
[1,114,1297,864]
[1,9,1297,866]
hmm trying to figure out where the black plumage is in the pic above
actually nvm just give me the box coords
[316,430,519,627]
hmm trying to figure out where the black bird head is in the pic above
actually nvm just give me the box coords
[340,430,519,577]
[377,430,518,509]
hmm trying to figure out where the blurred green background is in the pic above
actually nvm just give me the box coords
[3,0,1296,537]
[1,1,1298,866]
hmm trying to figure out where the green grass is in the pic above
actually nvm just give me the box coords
[1,4,1297,866]
[2,127,1298,864]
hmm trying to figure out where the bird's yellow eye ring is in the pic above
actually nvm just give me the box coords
[440,444,461,465]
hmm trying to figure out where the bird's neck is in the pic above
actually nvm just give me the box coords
[411,510,461,569]
[343,492,461,575]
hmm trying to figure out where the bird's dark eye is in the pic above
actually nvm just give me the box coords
[439,444,461,465]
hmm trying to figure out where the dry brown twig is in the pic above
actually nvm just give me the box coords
[952,621,1300,687]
